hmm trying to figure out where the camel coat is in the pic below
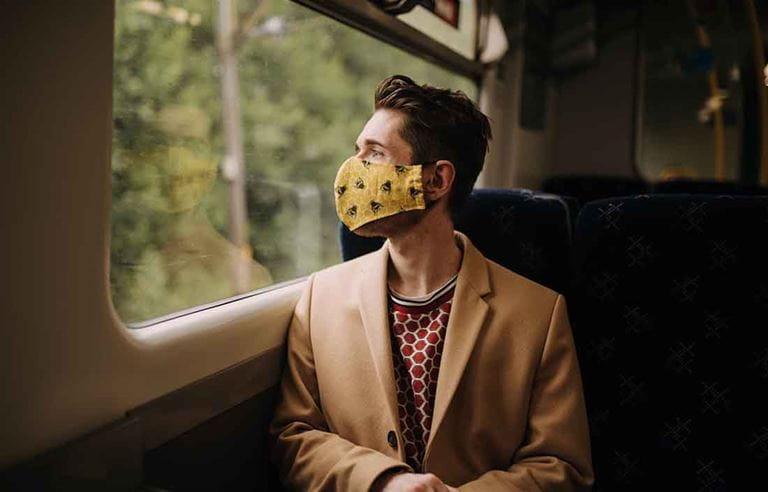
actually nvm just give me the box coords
[270,232,593,491]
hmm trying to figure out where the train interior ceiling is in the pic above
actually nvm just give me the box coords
[2,0,767,490]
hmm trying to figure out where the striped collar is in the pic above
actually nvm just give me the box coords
[388,273,459,307]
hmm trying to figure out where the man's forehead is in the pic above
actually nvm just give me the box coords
[355,109,407,148]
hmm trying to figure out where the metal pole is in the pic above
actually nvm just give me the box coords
[686,0,726,180]
[217,0,252,293]
[744,0,768,185]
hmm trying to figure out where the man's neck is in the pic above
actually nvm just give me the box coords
[386,212,463,298]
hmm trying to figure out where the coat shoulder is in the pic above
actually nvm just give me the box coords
[480,257,565,353]
[310,249,380,291]
[483,257,561,306]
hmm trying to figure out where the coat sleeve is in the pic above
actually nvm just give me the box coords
[458,295,594,492]
[269,276,412,491]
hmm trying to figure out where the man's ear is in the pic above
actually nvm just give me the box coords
[423,159,455,201]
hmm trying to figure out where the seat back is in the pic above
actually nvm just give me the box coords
[339,188,574,293]
[542,175,650,204]
[570,195,768,489]
[653,179,768,196]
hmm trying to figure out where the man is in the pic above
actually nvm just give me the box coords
[270,75,593,491]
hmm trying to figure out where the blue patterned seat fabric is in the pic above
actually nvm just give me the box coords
[570,194,768,490]
[339,188,574,293]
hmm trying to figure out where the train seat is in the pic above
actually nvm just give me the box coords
[569,194,768,489]
[339,188,575,293]
[652,179,768,196]
[542,175,650,205]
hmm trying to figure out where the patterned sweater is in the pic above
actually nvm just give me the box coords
[388,274,458,471]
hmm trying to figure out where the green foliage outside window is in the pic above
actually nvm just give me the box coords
[111,0,476,324]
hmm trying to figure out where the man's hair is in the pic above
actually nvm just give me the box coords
[374,74,492,217]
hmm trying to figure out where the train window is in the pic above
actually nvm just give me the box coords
[637,0,743,181]
[110,0,476,325]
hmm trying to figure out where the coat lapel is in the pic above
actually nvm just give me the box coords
[425,232,491,458]
[357,245,401,437]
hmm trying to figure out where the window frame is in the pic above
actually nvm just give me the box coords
[292,0,485,83]
[127,277,307,329]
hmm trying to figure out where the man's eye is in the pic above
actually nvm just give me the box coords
[371,150,384,158]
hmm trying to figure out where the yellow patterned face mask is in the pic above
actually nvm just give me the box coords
[333,156,426,231]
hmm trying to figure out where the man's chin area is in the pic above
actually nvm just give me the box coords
[352,211,421,238]
[351,219,392,238]
[351,223,384,238]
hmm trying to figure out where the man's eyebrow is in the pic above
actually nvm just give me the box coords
[363,138,387,149]
[354,139,387,153]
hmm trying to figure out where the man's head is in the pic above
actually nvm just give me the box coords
[352,75,491,237]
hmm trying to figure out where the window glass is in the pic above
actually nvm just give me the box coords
[638,0,742,181]
[111,0,476,325]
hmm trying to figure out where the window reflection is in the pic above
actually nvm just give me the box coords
[111,0,476,324]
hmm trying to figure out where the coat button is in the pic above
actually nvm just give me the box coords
[387,430,398,449]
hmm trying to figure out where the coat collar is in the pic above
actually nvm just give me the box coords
[357,231,491,464]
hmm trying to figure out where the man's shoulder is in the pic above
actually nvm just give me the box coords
[478,256,565,346]
[311,249,381,288]
[482,255,560,305]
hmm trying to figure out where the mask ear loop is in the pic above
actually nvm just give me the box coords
[414,160,441,210]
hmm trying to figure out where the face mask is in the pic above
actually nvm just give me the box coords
[333,156,426,231]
